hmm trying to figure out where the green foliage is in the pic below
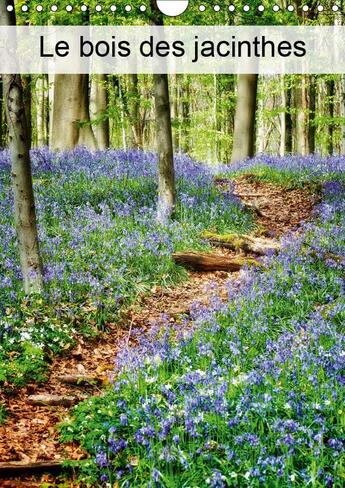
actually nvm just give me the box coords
[59,165,345,487]
[61,237,345,486]
[0,150,253,388]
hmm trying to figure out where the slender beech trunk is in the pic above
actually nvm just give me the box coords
[0,76,3,148]
[341,75,345,154]
[36,75,48,146]
[48,73,54,145]
[90,74,110,150]
[285,80,293,154]
[151,0,175,223]
[51,74,97,150]
[153,73,175,223]
[171,74,180,151]
[308,75,316,154]
[231,74,258,163]
[280,75,293,156]
[326,79,335,155]
[181,76,191,153]
[22,75,32,149]
[295,76,308,155]
[128,74,143,149]
[118,79,127,150]
[258,93,265,154]
[0,1,43,294]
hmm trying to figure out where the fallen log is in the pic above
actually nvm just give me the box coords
[0,460,64,475]
[234,193,267,198]
[202,232,280,256]
[28,394,86,407]
[172,252,262,272]
[57,374,102,386]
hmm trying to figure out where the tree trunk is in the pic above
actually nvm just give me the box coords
[285,79,293,154]
[76,75,97,149]
[153,73,175,223]
[171,74,180,151]
[90,74,110,150]
[341,75,345,154]
[258,92,265,154]
[51,74,97,151]
[51,75,79,150]
[0,76,3,148]
[231,74,258,163]
[128,74,143,149]
[279,76,286,156]
[280,75,293,156]
[181,75,191,153]
[295,75,308,155]
[22,75,32,149]
[326,78,335,155]
[308,75,316,154]
[1,1,43,295]
[48,74,54,145]
[36,75,48,147]
[151,0,175,223]
[118,78,127,150]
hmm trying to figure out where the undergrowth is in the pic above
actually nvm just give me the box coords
[59,158,345,487]
[0,149,252,387]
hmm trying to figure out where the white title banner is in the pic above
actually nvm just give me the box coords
[0,26,344,74]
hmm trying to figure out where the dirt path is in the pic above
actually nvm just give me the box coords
[0,177,318,487]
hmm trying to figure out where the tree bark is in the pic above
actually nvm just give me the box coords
[90,74,110,150]
[341,75,345,154]
[203,232,280,256]
[181,75,191,153]
[171,74,180,151]
[0,461,64,474]
[76,75,97,149]
[0,1,43,294]
[279,76,286,156]
[172,252,261,272]
[36,75,48,147]
[0,76,3,148]
[28,394,85,407]
[231,74,258,163]
[57,374,102,386]
[257,91,265,154]
[151,0,175,223]
[308,75,316,154]
[128,74,143,149]
[326,78,335,155]
[285,79,293,154]
[280,75,293,155]
[153,73,175,223]
[295,76,308,156]
[22,75,32,149]
[51,74,97,151]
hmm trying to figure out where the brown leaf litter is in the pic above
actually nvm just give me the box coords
[0,176,319,486]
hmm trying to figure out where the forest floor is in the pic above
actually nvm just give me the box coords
[0,176,318,487]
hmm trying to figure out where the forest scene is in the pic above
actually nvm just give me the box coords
[0,1,345,487]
